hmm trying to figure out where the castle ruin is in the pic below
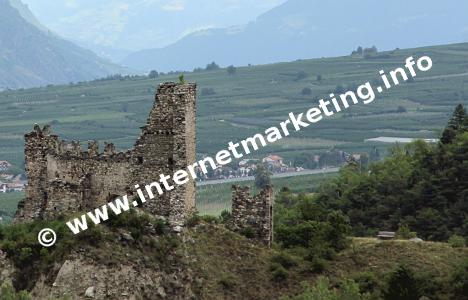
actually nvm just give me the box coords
[15,82,197,227]
[229,185,274,246]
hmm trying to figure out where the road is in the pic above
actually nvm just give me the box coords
[196,167,340,186]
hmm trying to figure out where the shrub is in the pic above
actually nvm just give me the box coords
[218,274,236,290]
[301,87,312,96]
[105,209,165,238]
[310,257,327,273]
[0,282,31,300]
[148,70,159,78]
[271,252,298,269]
[340,278,366,300]
[240,226,255,239]
[448,234,466,248]
[271,264,289,282]
[383,265,421,300]
[186,212,201,227]
[396,106,407,113]
[178,74,185,84]
[227,65,237,75]
[396,224,417,239]
[219,210,232,223]
[295,71,308,81]
[0,219,86,290]
[206,62,220,71]
[451,260,468,299]
[280,277,366,300]
[200,215,219,224]
[353,271,379,294]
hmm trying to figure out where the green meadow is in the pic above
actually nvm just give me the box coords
[196,172,336,215]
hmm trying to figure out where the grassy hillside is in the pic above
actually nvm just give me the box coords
[2,215,465,299]
[187,225,468,300]
[1,42,468,170]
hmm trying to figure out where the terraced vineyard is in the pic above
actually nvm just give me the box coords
[1,42,467,171]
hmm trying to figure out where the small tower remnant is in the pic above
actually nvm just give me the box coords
[229,185,274,246]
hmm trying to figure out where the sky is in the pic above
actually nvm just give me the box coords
[21,0,286,51]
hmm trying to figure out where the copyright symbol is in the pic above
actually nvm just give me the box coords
[38,228,57,247]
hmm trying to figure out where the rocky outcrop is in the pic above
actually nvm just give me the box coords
[31,255,194,300]
[0,250,15,286]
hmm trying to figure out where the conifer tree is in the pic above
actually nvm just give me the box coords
[441,104,467,144]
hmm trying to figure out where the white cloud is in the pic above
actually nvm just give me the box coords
[162,1,184,11]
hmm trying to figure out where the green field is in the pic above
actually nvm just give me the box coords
[196,172,336,215]
[1,42,467,171]
[0,191,23,224]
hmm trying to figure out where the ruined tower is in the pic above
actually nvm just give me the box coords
[229,185,274,246]
[15,82,197,227]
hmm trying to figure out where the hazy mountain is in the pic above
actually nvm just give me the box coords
[122,0,468,72]
[0,0,127,89]
[7,0,50,33]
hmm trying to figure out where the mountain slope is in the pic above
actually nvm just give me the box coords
[122,0,468,71]
[7,0,49,33]
[0,0,126,89]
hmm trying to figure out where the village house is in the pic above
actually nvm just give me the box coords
[0,182,26,193]
[262,155,288,172]
[263,155,283,167]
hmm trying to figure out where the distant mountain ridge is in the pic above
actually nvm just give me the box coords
[122,0,468,72]
[0,0,127,89]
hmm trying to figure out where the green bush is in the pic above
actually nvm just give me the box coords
[301,87,312,96]
[0,282,31,300]
[448,234,466,248]
[353,271,379,294]
[218,274,236,290]
[451,260,468,299]
[186,212,201,227]
[383,265,421,300]
[240,226,255,239]
[396,224,417,239]
[280,277,367,300]
[106,209,166,239]
[219,210,232,224]
[310,257,327,273]
[271,264,289,282]
[271,252,298,269]
[200,215,219,224]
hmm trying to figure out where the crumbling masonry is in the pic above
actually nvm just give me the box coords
[229,185,274,246]
[15,82,197,227]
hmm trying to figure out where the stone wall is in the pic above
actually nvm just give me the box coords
[229,185,274,246]
[15,82,197,227]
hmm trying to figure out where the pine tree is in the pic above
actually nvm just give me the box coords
[383,265,421,300]
[448,104,467,130]
[441,104,467,144]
